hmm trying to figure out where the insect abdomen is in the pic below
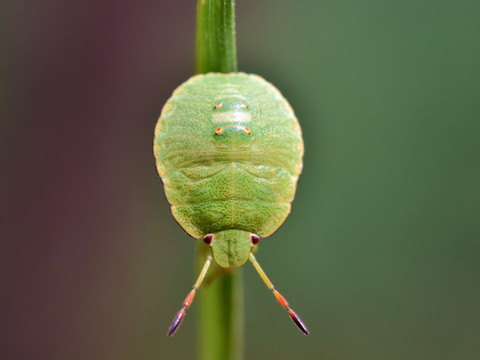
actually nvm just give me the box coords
[154,73,303,239]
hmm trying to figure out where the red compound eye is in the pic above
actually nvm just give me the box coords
[250,234,260,245]
[203,234,213,245]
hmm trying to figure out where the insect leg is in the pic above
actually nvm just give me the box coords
[249,253,309,335]
[167,255,212,336]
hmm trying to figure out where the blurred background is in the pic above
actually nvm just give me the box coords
[2,0,479,359]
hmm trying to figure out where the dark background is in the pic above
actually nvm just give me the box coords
[2,0,479,359]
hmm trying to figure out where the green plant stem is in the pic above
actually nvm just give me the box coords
[195,1,242,360]
[196,0,237,73]
[197,246,244,360]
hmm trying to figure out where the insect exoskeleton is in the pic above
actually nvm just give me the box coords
[154,72,308,336]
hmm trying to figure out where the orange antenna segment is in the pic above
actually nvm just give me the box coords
[249,253,309,335]
[167,255,212,336]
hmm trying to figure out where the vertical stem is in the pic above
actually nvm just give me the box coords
[195,1,242,359]
[196,0,237,73]
[197,247,243,360]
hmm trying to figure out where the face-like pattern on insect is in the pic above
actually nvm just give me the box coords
[154,73,303,268]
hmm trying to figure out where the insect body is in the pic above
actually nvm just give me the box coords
[154,73,308,336]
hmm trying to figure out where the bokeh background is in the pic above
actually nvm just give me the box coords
[2,0,479,359]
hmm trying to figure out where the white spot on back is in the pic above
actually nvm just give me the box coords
[212,112,252,124]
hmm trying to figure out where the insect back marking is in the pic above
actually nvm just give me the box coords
[212,95,253,148]
[213,100,248,110]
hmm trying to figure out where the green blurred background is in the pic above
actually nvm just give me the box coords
[2,0,479,359]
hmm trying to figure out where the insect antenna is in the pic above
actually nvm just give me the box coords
[167,255,212,336]
[249,253,309,335]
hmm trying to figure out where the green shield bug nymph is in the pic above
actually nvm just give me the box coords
[153,72,308,336]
